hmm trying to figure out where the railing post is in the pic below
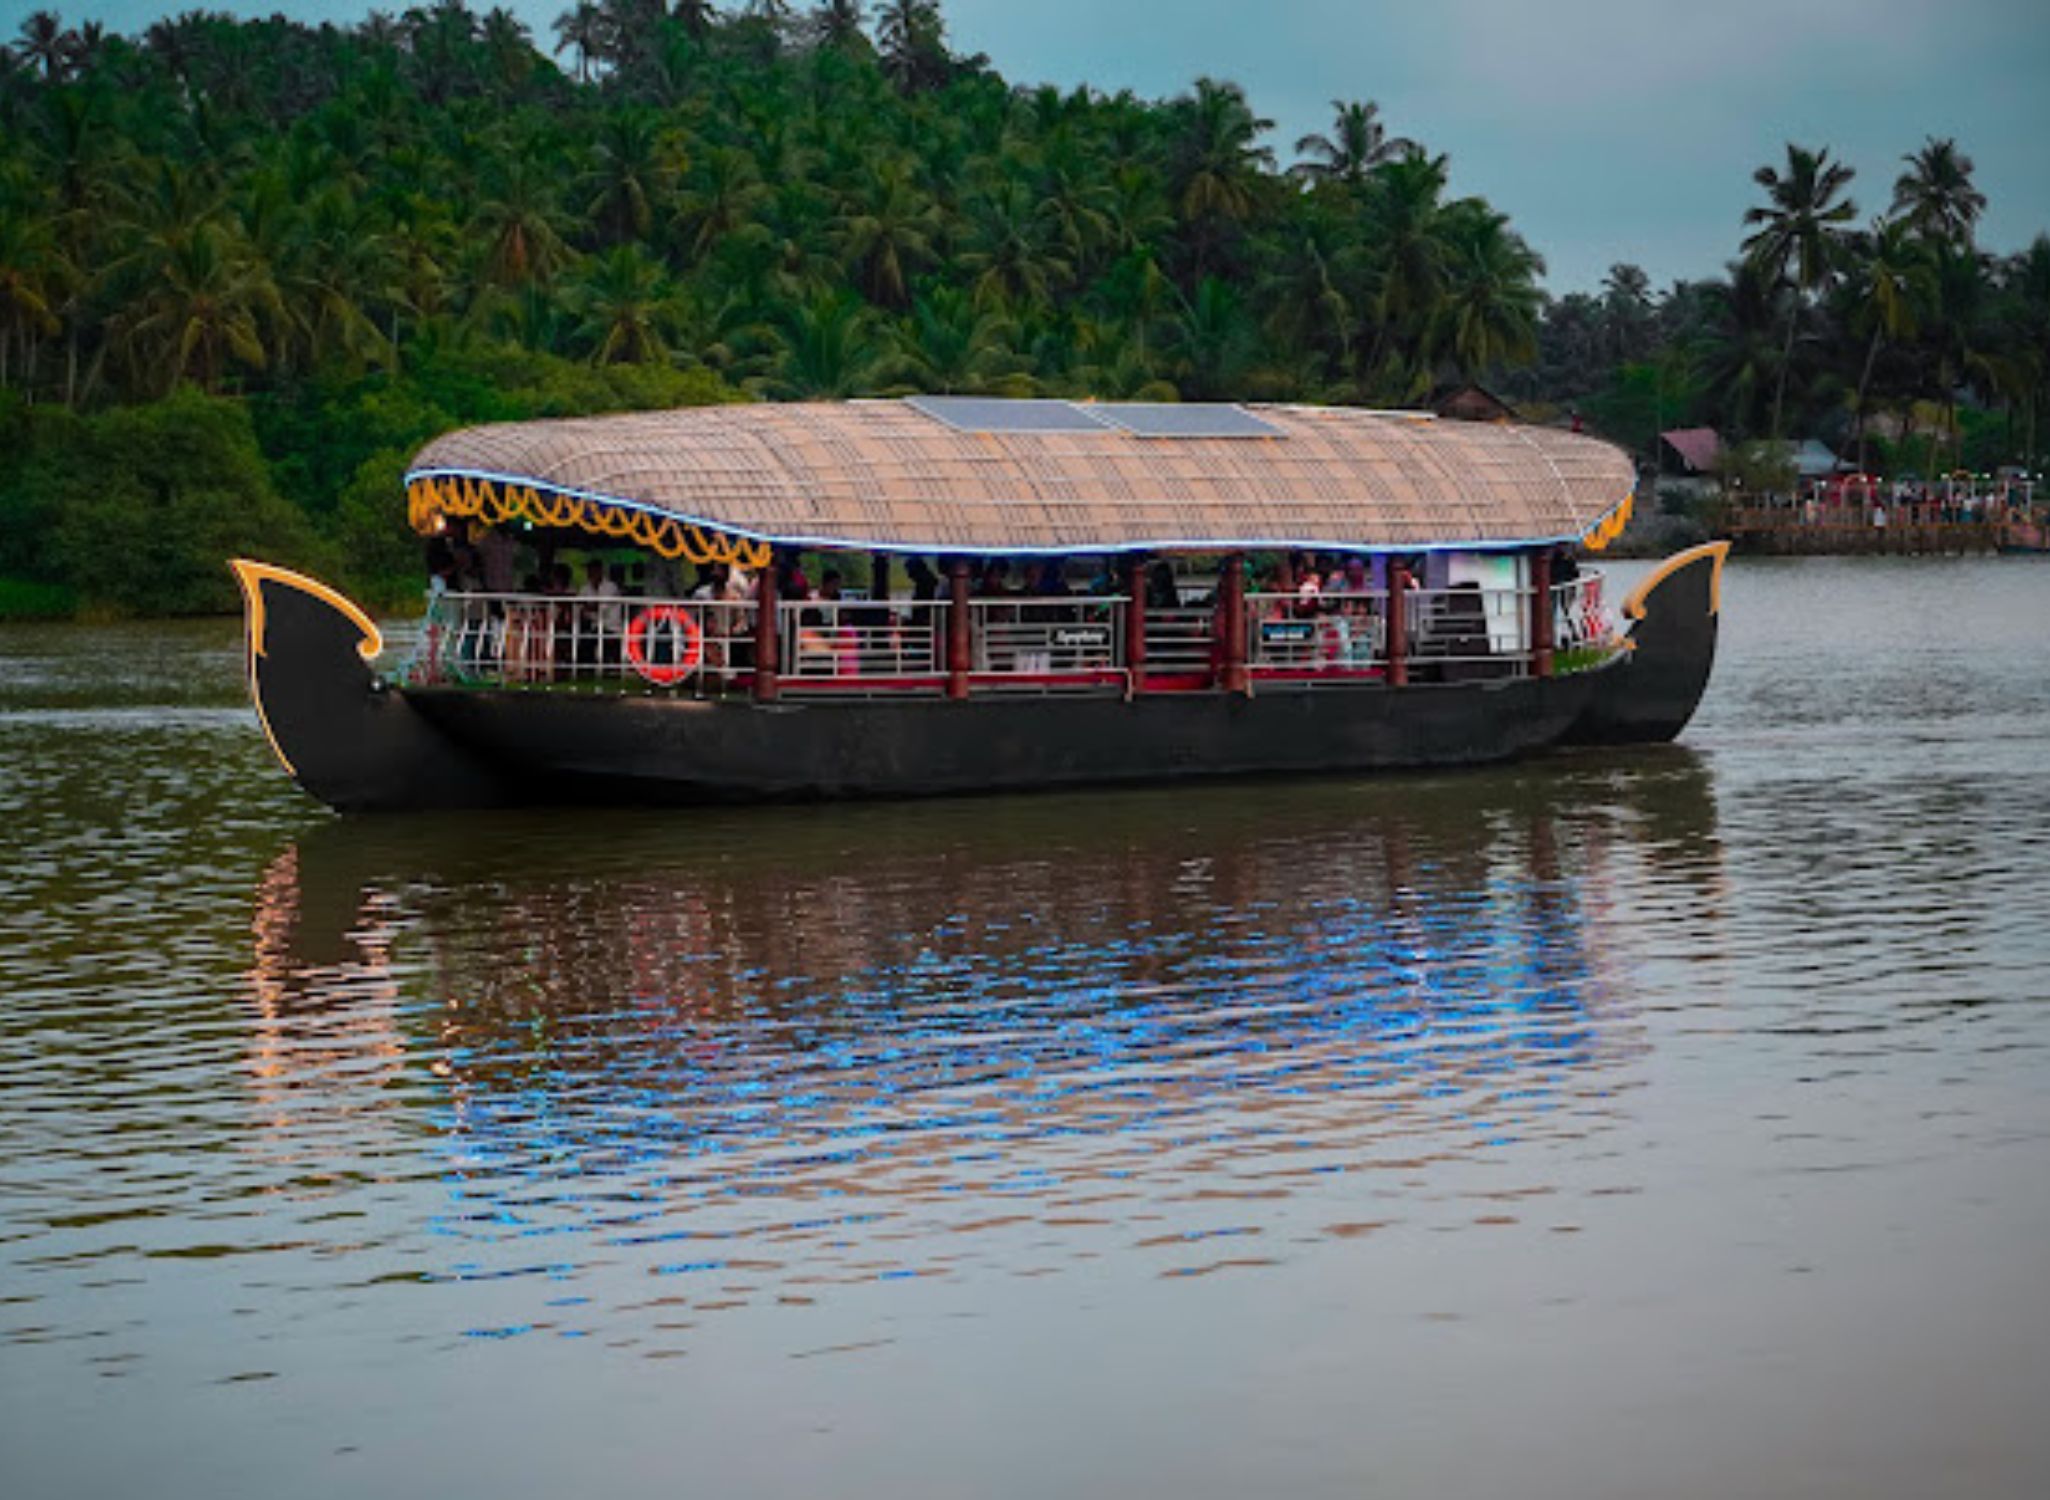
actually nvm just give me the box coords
[752,559,780,702]
[1124,556,1147,696]
[1220,552,1249,695]
[947,557,971,700]
[1529,549,1554,679]
[1386,560,1409,688]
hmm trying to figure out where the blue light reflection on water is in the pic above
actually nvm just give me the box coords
[235,790,1651,1344]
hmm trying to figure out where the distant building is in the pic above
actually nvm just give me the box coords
[1431,383,1517,424]
[1790,438,1846,480]
[1660,427,1721,475]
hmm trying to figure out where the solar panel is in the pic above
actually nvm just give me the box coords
[1090,403,1287,439]
[905,395,1109,433]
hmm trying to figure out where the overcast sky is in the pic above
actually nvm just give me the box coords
[35,0,2050,292]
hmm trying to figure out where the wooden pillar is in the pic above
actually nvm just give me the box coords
[871,550,890,604]
[1386,559,1409,688]
[1220,552,1249,695]
[752,555,780,702]
[1529,549,1554,679]
[946,557,972,700]
[1123,556,1147,695]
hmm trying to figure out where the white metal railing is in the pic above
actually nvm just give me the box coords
[1551,574,1618,658]
[1402,585,1529,678]
[1248,591,1385,672]
[406,591,756,691]
[780,599,944,682]
[1139,608,1215,676]
[405,572,1617,695]
[970,596,1124,679]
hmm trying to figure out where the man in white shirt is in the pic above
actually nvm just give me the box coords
[476,525,520,594]
[578,559,623,669]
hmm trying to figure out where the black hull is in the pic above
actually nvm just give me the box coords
[232,544,1728,812]
[404,676,1597,803]
[1563,542,1728,746]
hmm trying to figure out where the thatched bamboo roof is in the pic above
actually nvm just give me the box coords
[406,399,1634,554]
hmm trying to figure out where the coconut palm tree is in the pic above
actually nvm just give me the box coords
[1257,219,1352,380]
[1290,100,1414,189]
[1436,202,1546,379]
[1356,150,1452,388]
[1916,241,1993,472]
[117,223,279,394]
[1168,78,1275,246]
[834,162,939,310]
[1698,261,1784,438]
[572,244,676,363]
[470,156,572,289]
[552,3,604,81]
[1169,275,1260,400]
[1034,138,1117,276]
[1095,246,1177,364]
[894,285,1018,392]
[2001,235,2050,465]
[672,0,720,41]
[360,10,405,50]
[12,12,70,83]
[598,0,667,71]
[873,0,946,94]
[1068,314,1176,401]
[478,7,535,93]
[141,16,196,80]
[809,0,867,51]
[62,20,104,77]
[584,108,686,247]
[1893,137,1987,249]
[757,286,888,397]
[0,209,62,391]
[959,182,1071,311]
[1742,142,1857,440]
[1844,218,1934,468]
[677,145,771,264]
[1600,262,1654,364]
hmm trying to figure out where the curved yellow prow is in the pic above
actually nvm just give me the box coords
[230,561,384,780]
[1621,540,1729,622]
[230,560,384,665]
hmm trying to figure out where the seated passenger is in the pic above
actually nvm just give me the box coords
[578,559,621,671]
[1145,560,1180,611]
[506,574,550,683]
[476,525,520,594]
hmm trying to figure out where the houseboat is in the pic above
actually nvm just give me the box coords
[232,397,1729,811]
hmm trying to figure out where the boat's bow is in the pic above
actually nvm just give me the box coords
[1565,541,1730,746]
[231,561,503,811]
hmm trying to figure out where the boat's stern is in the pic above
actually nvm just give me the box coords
[231,561,503,811]
[1564,541,1729,746]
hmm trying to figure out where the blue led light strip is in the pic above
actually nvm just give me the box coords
[404,465,1623,557]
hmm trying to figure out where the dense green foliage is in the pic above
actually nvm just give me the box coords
[0,4,2044,613]
[1514,143,2050,479]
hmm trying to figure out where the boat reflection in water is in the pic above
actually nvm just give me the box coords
[246,753,1722,1335]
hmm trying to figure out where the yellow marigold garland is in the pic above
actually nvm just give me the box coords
[1580,490,1634,552]
[407,476,772,570]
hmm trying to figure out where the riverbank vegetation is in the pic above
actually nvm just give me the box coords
[1,4,2045,615]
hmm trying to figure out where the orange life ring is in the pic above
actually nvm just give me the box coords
[625,605,702,685]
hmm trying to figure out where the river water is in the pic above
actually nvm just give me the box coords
[2,557,2047,1499]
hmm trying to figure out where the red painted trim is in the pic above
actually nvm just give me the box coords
[1247,666,1386,682]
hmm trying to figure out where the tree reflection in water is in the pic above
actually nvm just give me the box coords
[244,755,1722,1329]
